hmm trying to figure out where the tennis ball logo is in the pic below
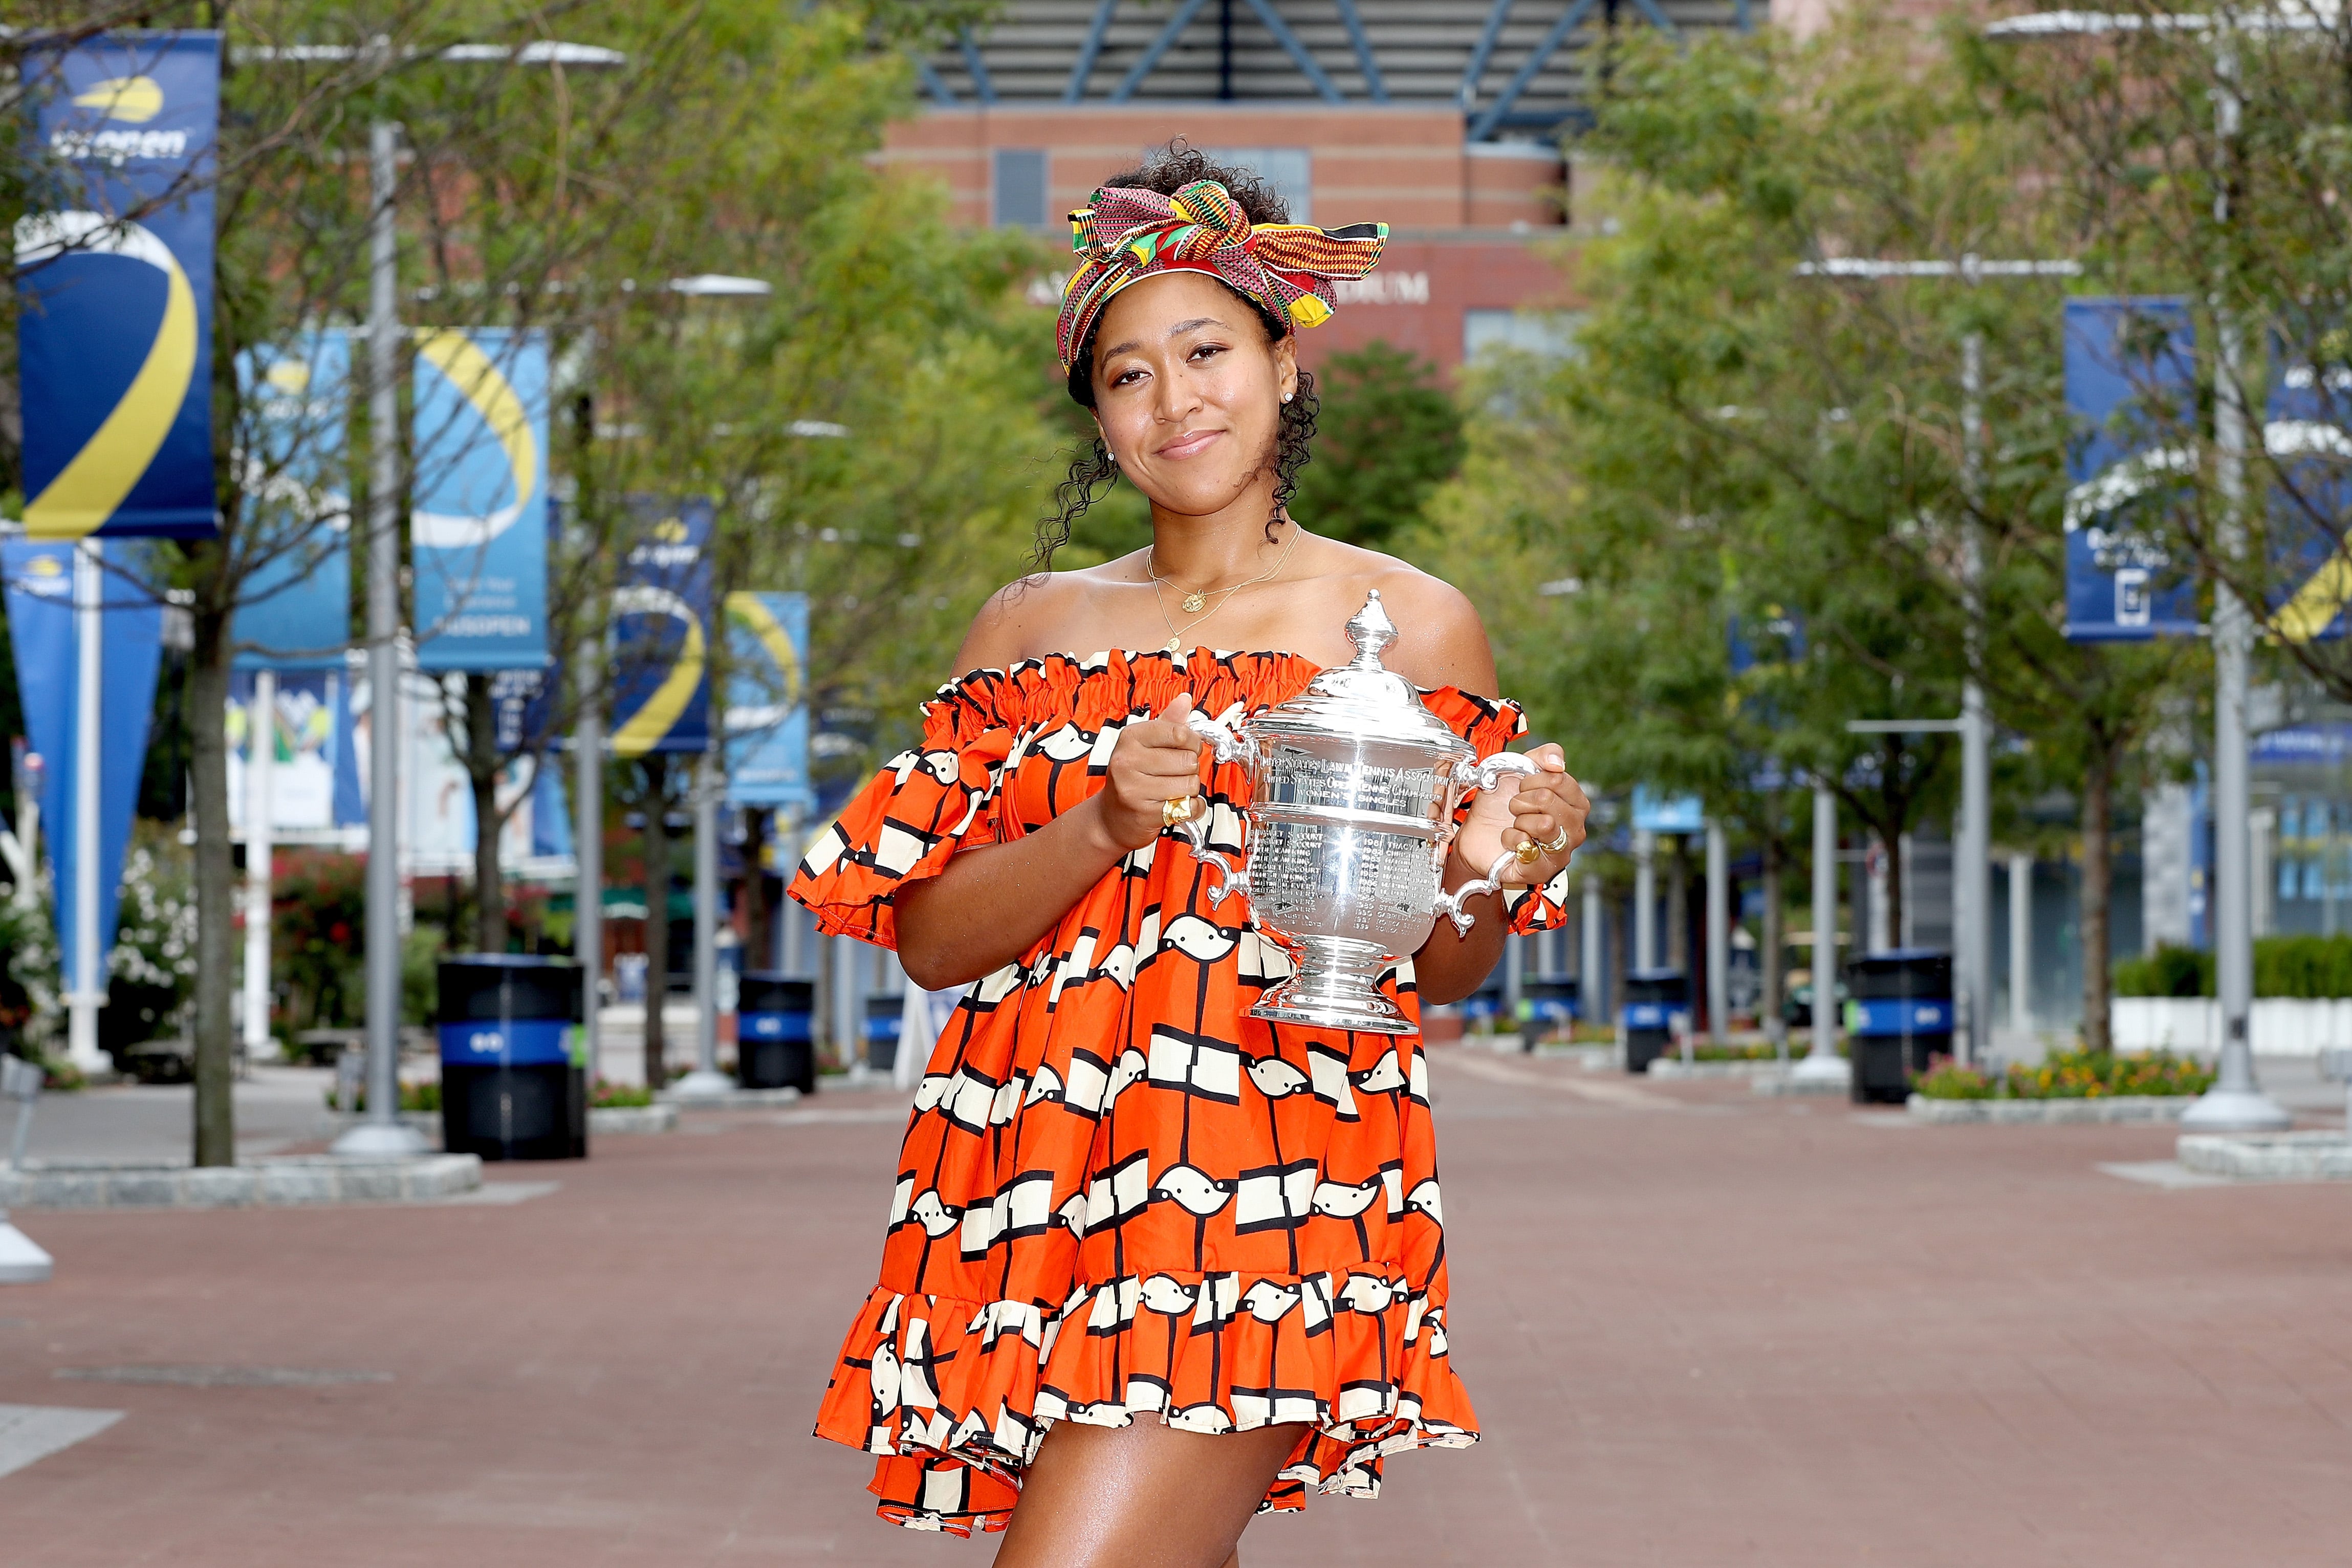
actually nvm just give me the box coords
[72,75,163,123]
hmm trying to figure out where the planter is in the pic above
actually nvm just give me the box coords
[0,1155,482,1209]
[1647,1057,1788,1079]
[587,1104,677,1135]
[2114,996,2352,1056]
[2177,1131,2352,1180]
[1906,1093,2194,1124]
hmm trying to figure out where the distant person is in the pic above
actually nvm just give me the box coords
[788,142,1588,1567]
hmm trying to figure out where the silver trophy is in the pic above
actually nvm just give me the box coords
[1174,590,1540,1034]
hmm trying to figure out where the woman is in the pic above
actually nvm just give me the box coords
[790,145,1589,1567]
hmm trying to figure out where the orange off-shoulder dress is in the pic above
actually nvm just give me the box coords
[787,648,1572,1535]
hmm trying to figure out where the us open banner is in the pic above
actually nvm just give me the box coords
[412,329,551,670]
[609,497,713,758]
[724,592,813,811]
[2062,297,2201,641]
[233,331,351,667]
[2262,352,2352,645]
[1,540,165,985]
[16,32,220,539]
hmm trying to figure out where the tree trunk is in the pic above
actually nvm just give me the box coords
[641,754,670,1088]
[1761,831,1785,1048]
[464,673,506,954]
[187,602,237,1166]
[2081,742,2114,1054]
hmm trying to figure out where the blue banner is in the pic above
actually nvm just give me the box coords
[1,541,164,990]
[723,592,813,810]
[412,329,551,669]
[17,34,219,539]
[233,331,351,667]
[611,497,713,757]
[2262,355,2352,643]
[2062,298,2202,641]
[228,670,362,833]
[1632,787,1703,834]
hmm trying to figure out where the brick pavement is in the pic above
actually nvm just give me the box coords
[4,1055,2351,1566]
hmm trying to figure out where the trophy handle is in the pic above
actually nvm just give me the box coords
[1184,708,1249,764]
[1173,813,1250,912]
[1473,751,1542,792]
[1435,852,1520,937]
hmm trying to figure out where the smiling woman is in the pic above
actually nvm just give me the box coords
[785,140,1593,1568]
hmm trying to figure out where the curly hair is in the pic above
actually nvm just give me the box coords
[1032,140,1319,571]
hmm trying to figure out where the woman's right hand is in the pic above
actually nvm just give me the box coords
[1096,692,1208,851]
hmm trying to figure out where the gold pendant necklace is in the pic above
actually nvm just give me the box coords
[1182,590,1207,614]
[1148,525,1303,658]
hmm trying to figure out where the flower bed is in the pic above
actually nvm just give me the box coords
[1914,1048,2214,1101]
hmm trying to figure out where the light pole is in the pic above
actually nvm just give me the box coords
[1705,819,1730,1043]
[249,36,629,1157]
[1792,783,1850,1082]
[1984,11,2289,1128]
[1633,827,1658,971]
[1797,255,2080,1064]
[64,541,102,1073]
[671,751,733,1098]
[242,668,275,1059]
[1581,872,1605,1029]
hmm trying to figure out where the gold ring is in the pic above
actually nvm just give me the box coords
[1539,825,1572,854]
[1514,836,1543,865]
[1162,795,1196,829]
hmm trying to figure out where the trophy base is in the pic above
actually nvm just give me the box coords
[1248,937,1417,1035]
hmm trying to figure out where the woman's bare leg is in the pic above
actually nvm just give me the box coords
[991,1419,1305,1568]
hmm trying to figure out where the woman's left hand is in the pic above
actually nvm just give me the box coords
[1455,743,1591,887]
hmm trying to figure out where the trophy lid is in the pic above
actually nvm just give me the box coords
[1250,591,1479,759]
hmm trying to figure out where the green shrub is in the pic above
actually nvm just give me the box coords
[2114,944,2212,997]
[592,1079,654,1108]
[2116,935,2352,999]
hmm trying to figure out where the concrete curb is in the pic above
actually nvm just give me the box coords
[1753,1072,1853,1097]
[1907,1094,2194,1125]
[2177,1130,2352,1180]
[1648,1058,1788,1080]
[312,1111,440,1140]
[0,1155,483,1209]
[657,1086,807,1110]
[588,1104,678,1134]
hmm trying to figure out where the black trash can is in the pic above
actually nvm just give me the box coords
[738,973,816,1093]
[864,993,903,1074]
[1518,977,1580,1049]
[439,955,586,1161]
[1623,968,1688,1074]
[1842,949,1954,1104]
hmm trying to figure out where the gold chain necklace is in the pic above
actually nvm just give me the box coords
[1148,524,1301,656]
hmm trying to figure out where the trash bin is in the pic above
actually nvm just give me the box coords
[737,973,815,1093]
[1518,977,1580,1049]
[1842,949,1953,1104]
[1623,968,1688,1074]
[1463,982,1505,1036]
[439,955,586,1161]
[864,993,903,1074]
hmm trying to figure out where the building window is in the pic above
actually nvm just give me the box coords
[1204,147,1310,223]
[1464,308,1583,361]
[993,148,1048,229]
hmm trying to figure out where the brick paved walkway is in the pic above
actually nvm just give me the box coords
[5,1053,2350,1566]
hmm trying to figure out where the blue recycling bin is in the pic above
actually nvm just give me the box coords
[864,993,903,1074]
[737,973,816,1093]
[1623,968,1688,1074]
[1463,982,1505,1034]
[1842,949,1953,1104]
[1518,977,1579,1048]
[438,955,586,1161]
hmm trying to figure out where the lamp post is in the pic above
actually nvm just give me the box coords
[64,541,102,1073]
[1793,783,1849,1081]
[1984,11,2289,1129]
[242,668,275,1059]
[241,36,630,1156]
[574,637,603,1088]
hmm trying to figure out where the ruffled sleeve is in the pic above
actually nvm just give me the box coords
[1424,688,1574,937]
[787,669,1018,949]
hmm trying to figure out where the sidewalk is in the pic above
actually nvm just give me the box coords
[5,1055,2351,1565]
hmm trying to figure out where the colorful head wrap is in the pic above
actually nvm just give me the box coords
[1056,178,1388,372]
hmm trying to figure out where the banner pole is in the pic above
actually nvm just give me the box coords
[243,669,276,1060]
[673,748,731,1097]
[337,114,426,1157]
[575,638,603,1090]
[67,541,104,1074]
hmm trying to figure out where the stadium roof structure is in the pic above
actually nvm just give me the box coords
[917,0,1750,140]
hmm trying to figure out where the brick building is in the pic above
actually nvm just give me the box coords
[881,1,1753,373]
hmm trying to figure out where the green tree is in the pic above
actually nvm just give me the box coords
[1292,341,1465,549]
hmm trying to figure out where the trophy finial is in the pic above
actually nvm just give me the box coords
[1345,590,1397,667]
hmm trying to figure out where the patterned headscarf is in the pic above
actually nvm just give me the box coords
[1056,178,1388,372]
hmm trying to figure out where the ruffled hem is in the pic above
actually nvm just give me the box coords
[813,1269,1480,1537]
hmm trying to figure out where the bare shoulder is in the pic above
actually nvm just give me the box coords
[1301,538,1497,694]
[953,555,1148,672]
